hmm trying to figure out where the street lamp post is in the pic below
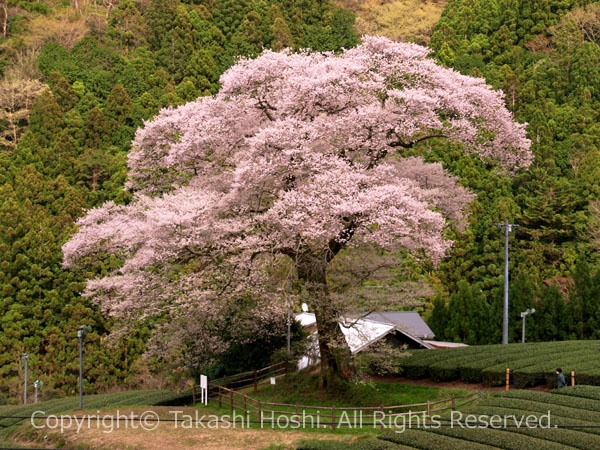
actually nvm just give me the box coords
[520,308,535,343]
[77,325,91,409]
[22,353,29,405]
[34,380,42,403]
[286,275,292,356]
[498,220,517,344]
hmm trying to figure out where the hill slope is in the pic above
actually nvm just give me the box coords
[335,0,448,43]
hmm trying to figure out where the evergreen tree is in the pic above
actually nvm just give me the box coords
[567,259,600,339]
[28,90,64,148]
[105,84,133,147]
[446,281,492,344]
[108,0,147,52]
[531,283,568,341]
[427,294,450,340]
[46,72,78,112]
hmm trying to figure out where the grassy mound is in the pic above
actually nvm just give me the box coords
[249,372,467,407]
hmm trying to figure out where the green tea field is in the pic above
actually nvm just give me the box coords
[396,341,600,388]
[299,386,600,449]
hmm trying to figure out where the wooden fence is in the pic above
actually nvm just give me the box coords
[211,384,459,430]
[193,361,465,430]
[192,361,289,403]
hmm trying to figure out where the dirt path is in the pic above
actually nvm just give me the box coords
[26,406,358,450]
[64,426,349,450]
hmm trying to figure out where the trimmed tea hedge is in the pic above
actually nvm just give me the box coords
[476,397,600,424]
[428,425,577,450]
[0,389,190,438]
[397,341,600,388]
[300,388,600,450]
[553,385,600,401]
[499,389,600,413]
[380,429,499,450]
[296,438,412,450]
[499,422,600,449]
[460,405,600,436]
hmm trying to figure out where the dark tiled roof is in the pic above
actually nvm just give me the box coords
[364,311,435,339]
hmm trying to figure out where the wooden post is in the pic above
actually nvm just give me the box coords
[331,407,336,431]
[253,370,258,393]
[427,400,431,416]
[571,370,575,386]
[230,389,234,415]
[506,368,510,391]
[218,387,222,408]
[258,400,262,425]
[451,396,456,411]
[380,405,385,431]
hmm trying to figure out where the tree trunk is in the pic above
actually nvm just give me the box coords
[1,3,7,38]
[296,252,354,387]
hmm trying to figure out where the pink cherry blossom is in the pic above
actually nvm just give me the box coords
[63,36,531,381]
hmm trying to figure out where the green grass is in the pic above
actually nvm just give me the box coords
[206,374,469,437]
[248,373,468,407]
[0,442,31,448]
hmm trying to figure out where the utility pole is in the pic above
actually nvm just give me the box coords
[498,220,517,344]
[77,325,91,409]
[78,327,84,409]
[22,353,29,405]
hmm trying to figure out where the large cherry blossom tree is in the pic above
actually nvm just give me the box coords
[63,36,532,384]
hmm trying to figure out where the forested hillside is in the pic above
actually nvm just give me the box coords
[427,0,600,344]
[0,0,356,401]
[0,0,598,402]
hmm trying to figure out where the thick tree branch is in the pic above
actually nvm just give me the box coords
[389,133,448,149]
[327,218,359,262]
[256,97,277,121]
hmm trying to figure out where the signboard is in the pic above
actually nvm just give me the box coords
[270,377,276,385]
[200,374,208,405]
